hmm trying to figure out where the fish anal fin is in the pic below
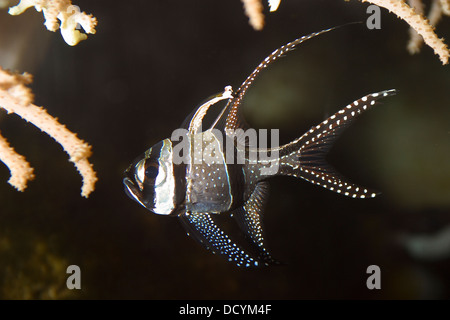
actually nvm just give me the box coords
[232,182,281,265]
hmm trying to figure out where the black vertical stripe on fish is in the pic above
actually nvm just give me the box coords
[172,164,187,215]
[179,211,261,267]
[278,89,396,198]
[221,133,247,211]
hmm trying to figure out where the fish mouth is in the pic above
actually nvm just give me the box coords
[123,177,136,194]
[123,176,145,207]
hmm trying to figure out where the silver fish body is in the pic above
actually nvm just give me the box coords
[123,27,396,267]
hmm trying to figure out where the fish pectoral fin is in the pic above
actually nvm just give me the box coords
[232,182,281,265]
[179,211,262,267]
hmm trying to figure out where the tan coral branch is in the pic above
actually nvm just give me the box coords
[440,0,450,15]
[0,132,34,191]
[361,0,449,64]
[243,0,449,64]
[0,67,97,197]
[0,96,97,197]
[241,0,265,31]
[407,0,444,54]
[406,0,425,52]
[8,0,97,46]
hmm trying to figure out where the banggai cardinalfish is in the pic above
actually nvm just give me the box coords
[123,26,395,267]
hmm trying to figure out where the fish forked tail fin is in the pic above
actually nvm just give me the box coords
[278,89,396,198]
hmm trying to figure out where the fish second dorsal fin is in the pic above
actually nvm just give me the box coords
[212,26,339,136]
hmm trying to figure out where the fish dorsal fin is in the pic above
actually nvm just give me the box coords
[232,181,281,265]
[179,211,263,267]
[180,86,233,134]
[212,26,338,136]
[279,89,396,198]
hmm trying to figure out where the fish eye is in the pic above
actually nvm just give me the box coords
[144,162,159,180]
[135,159,166,187]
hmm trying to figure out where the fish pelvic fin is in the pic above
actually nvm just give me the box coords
[179,211,265,267]
[278,89,396,198]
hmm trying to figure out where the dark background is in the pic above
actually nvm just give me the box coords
[0,0,449,299]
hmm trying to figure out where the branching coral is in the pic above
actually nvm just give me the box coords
[8,0,97,46]
[0,130,34,192]
[362,0,449,64]
[0,68,97,197]
[0,1,98,197]
[241,0,450,64]
[406,0,450,56]
[241,0,265,30]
